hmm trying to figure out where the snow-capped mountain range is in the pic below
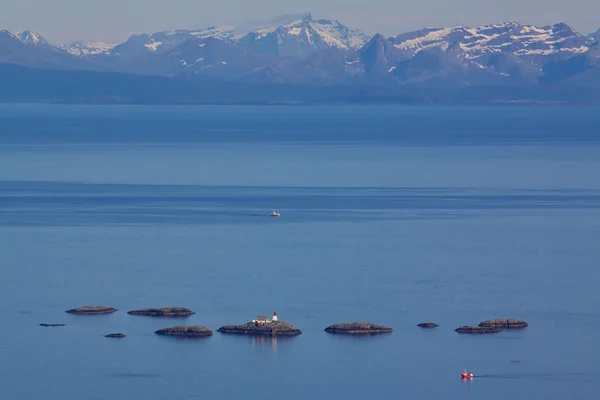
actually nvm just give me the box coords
[236,13,369,56]
[2,14,599,87]
[391,22,591,58]
[103,13,369,59]
[246,21,599,85]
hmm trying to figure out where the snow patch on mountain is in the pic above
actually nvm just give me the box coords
[559,46,589,53]
[392,27,453,52]
[144,40,163,51]
[288,27,302,36]
[234,13,311,38]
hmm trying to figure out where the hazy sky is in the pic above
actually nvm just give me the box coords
[1,0,598,44]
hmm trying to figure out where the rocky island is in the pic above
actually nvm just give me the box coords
[218,321,302,336]
[105,333,126,338]
[325,322,393,334]
[218,313,301,336]
[127,307,195,317]
[155,326,213,337]
[455,325,501,334]
[218,321,301,336]
[65,306,118,315]
[418,322,439,328]
[479,319,528,329]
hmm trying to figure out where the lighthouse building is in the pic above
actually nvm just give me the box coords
[252,312,279,325]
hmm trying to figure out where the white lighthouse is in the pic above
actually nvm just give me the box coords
[272,312,278,322]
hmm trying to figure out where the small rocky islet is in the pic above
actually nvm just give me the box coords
[456,318,528,334]
[127,307,195,317]
[455,325,502,334]
[324,322,392,334]
[418,322,439,328]
[65,306,118,315]
[105,333,127,338]
[155,326,213,337]
[479,319,528,329]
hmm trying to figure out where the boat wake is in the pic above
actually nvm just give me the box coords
[474,372,589,382]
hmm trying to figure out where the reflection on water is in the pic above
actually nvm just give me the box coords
[154,335,213,343]
[246,334,299,351]
[324,332,393,342]
[109,373,160,379]
[251,335,277,351]
[475,373,591,382]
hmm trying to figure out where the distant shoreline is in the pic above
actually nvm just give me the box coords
[1,64,598,106]
[1,99,598,107]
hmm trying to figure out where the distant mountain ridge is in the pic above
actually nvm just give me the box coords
[0,30,94,70]
[390,22,591,58]
[101,13,368,60]
[2,15,600,103]
[60,41,113,56]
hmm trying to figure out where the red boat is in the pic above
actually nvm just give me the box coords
[461,369,474,379]
[270,210,281,217]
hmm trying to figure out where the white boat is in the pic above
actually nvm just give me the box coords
[270,210,281,217]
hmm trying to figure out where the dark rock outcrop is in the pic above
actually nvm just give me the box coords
[418,322,439,328]
[218,321,301,336]
[127,307,195,317]
[455,325,501,334]
[40,323,66,327]
[479,319,528,329]
[105,333,126,338]
[66,306,118,315]
[155,326,213,337]
[325,322,393,334]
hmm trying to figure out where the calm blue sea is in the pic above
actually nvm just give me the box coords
[0,104,599,400]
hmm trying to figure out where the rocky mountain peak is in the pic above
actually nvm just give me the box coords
[16,30,50,46]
